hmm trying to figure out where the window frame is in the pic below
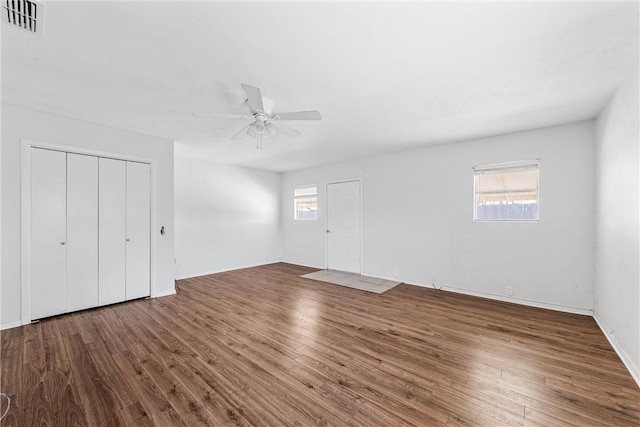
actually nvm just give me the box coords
[473,160,540,223]
[293,184,318,221]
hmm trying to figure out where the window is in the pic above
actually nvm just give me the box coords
[474,160,539,221]
[294,185,317,220]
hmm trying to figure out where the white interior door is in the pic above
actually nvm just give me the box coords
[99,158,127,305]
[31,148,67,319]
[125,161,151,300]
[327,180,361,273]
[67,153,99,312]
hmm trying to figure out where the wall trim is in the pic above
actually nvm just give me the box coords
[175,260,283,281]
[364,271,593,316]
[279,259,325,271]
[593,312,640,388]
[0,320,23,331]
[153,290,177,299]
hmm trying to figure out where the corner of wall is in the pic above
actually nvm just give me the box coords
[276,170,284,262]
[593,65,640,388]
[593,311,640,387]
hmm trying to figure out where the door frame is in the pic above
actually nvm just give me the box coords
[324,178,363,274]
[20,138,156,325]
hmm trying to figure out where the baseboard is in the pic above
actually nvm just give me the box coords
[593,312,640,388]
[0,320,22,331]
[175,260,283,281]
[281,260,325,270]
[363,272,593,316]
[153,290,177,298]
[1,292,177,329]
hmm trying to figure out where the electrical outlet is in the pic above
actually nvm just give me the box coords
[505,286,513,297]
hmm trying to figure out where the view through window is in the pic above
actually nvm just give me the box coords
[474,161,539,221]
[294,185,318,220]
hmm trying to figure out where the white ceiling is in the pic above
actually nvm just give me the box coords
[2,1,638,172]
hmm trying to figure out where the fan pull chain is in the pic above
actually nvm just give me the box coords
[257,134,263,150]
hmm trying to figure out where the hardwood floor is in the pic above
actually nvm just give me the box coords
[1,263,638,426]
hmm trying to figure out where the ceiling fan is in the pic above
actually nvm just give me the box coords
[193,83,322,149]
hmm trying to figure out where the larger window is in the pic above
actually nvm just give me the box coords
[474,160,539,221]
[294,185,318,220]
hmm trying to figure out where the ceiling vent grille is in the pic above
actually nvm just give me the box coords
[2,0,45,36]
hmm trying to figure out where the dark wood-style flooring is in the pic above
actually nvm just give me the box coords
[1,263,639,426]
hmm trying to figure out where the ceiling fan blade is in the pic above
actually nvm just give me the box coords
[193,112,251,119]
[268,121,301,138]
[274,110,322,120]
[231,123,253,140]
[241,83,265,113]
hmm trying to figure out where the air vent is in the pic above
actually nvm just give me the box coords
[2,0,45,36]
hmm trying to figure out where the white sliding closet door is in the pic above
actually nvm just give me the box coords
[125,161,151,300]
[31,148,67,320]
[67,154,99,312]
[99,158,127,306]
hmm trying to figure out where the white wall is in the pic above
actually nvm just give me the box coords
[594,68,639,385]
[0,105,3,326]
[1,104,175,328]
[282,121,596,313]
[174,155,281,279]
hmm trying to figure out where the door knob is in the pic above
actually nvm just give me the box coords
[60,242,66,245]
[326,230,330,233]
[126,238,131,242]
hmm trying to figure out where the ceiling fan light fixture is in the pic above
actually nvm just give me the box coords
[195,83,322,148]
[252,114,267,135]
[265,122,277,138]
[254,122,266,134]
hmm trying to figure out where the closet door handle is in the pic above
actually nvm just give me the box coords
[60,242,66,245]
[126,238,131,242]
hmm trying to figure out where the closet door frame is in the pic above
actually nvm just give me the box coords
[20,138,157,325]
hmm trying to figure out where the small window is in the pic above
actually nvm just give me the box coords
[294,185,317,220]
[474,161,539,222]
